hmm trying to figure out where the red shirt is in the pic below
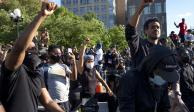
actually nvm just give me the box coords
[179,22,187,35]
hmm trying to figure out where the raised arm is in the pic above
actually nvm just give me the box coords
[5,1,57,71]
[69,52,77,80]
[126,0,154,58]
[129,0,154,27]
[174,22,179,28]
[77,38,90,74]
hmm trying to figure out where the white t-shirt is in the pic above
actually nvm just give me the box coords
[40,63,72,102]
[185,34,194,42]
[94,49,103,66]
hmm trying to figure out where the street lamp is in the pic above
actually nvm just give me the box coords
[9,8,23,38]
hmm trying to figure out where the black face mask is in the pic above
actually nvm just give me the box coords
[50,55,61,62]
[24,54,41,70]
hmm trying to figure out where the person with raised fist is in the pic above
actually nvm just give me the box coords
[120,0,185,111]
[0,1,64,112]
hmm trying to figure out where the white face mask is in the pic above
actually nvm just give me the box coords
[86,62,94,69]
[149,75,166,86]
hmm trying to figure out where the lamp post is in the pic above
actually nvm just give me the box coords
[9,8,23,38]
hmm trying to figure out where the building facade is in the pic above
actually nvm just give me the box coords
[115,0,127,25]
[62,0,115,27]
[127,0,167,37]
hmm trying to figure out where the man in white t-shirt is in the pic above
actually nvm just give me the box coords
[185,29,194,42]
[39,45,77,112]
[94,43,103,72]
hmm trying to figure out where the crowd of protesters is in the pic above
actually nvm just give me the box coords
[1,0,194,112]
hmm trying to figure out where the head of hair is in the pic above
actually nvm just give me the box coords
[143,18,160,31]
[187,29,192,33]
[171,31,175,34]
[48,45,60,53]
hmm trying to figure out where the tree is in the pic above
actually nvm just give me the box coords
[0,0,41,43]
[107,25,127,51]
[0,1,127,52]
[43,7,108,49]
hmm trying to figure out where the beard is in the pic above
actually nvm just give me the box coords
[149,35,160,40]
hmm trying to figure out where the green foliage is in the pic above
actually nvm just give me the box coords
[107,25,128,51]
[83,12,97,21]
[0,0,41,44]
[0,1,127,51]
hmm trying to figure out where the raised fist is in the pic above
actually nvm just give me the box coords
[41,0,57,16]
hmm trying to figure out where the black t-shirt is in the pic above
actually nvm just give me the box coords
[80,68,97,98]
[104,52,119,69]
[0,63,45,112]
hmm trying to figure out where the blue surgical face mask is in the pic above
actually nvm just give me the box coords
[149,75,166,86]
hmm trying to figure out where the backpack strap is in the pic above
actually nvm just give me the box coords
[43,64,49,89]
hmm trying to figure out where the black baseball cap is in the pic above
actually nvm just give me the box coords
[156,55,179,83]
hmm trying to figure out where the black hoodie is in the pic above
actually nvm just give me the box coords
[118,46,177,112]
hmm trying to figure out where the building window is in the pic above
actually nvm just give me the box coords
[61,0,64,6]
[94,0,100,2]
[128,5,136,16]
[66,0,71,4]
[163,3,166,12]
[73,7,78,13]
[155,3,162,14]
[94,5,100,13]
[101,5,106,12]
[87,6,93,12]
[144,6,151,14]
[80,0,88,4]
[88,0,94,4]
[73,0,78,4]
[101,0,107,3]
[80,7,86,14]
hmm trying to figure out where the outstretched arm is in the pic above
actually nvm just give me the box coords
[174,22,179,28]
[126,0,154,58]
[95,70,113,96]
[77,38,90,74]
[129,0,154,27]
[5,1,57,71]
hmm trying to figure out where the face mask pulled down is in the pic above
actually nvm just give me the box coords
[149,75,166,86]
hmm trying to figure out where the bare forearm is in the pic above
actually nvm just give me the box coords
[78,44,86,74]
[14,13,46,52]
[100,79,111,92]
[44,100,64,112]
[80,44,86,60]
[70,61,77,80]
[5,13,46,70]
[129,6,144,27]
[0,104,6,112]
